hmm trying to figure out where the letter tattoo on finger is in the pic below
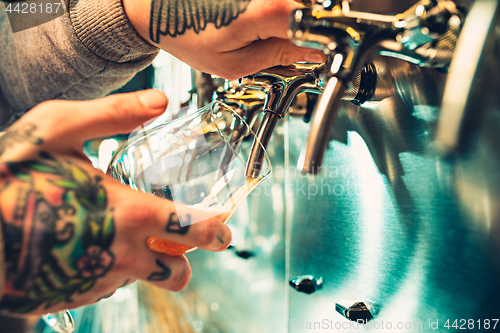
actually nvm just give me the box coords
[147,259,172,281]
[165,212,190,235]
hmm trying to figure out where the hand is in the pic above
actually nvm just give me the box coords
[123,0,326,79]
[0,90,232,315]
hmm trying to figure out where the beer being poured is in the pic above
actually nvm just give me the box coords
[147,176,262,256]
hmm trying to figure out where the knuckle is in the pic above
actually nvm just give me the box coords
[118,202,161,231]
[220,72,240,81]
[263,1,283,17]
[195,221,219,248]
[105,96,135,122]
[28,100,64,126]
[212,64,239,81]
[275,46,295,66]
[169,259,192,292]
[271,46,285,67]
[112,255,135,275]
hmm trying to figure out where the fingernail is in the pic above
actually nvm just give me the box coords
[304,52,325,63]
[138,90,168,110]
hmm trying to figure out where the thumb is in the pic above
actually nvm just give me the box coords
[218,38,326,80]
[36,90,168,143]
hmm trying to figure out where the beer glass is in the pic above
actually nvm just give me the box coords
[108,100,271,255]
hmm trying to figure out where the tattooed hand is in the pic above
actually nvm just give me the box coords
[0,90,232,315]
[123,0,326,79]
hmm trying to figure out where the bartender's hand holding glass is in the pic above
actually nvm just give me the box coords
[0,90,232,318]
[108,100,271,256]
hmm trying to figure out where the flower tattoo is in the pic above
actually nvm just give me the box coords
[76,245,114,279]
[0,153,116,313]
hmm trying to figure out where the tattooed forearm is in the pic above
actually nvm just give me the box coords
[0,123,43,157]
[165,212,190,235]
[150,0,251,43]
[0,153,115,313]
[147,259,172,281]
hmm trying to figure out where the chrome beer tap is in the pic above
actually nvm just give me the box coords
[216,83,267,130]
[234,60,394,177]
[289,0,462,173]
[239,63,326,177]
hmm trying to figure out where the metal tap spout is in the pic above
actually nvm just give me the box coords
[291,6,395,173]
[292,1,462,174]
[240,63,326,178]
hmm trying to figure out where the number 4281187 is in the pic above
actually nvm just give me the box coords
[6,2,62,14]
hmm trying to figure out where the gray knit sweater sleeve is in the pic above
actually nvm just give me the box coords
[0,0,159,301]
[0,0,159,129]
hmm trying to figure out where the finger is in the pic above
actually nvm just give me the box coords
[145,211,233,256]
[214,38,326,80]
[107,178,232,253]
[130,253,192,292]
[31,90,168,144]
[111,230,193,292]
